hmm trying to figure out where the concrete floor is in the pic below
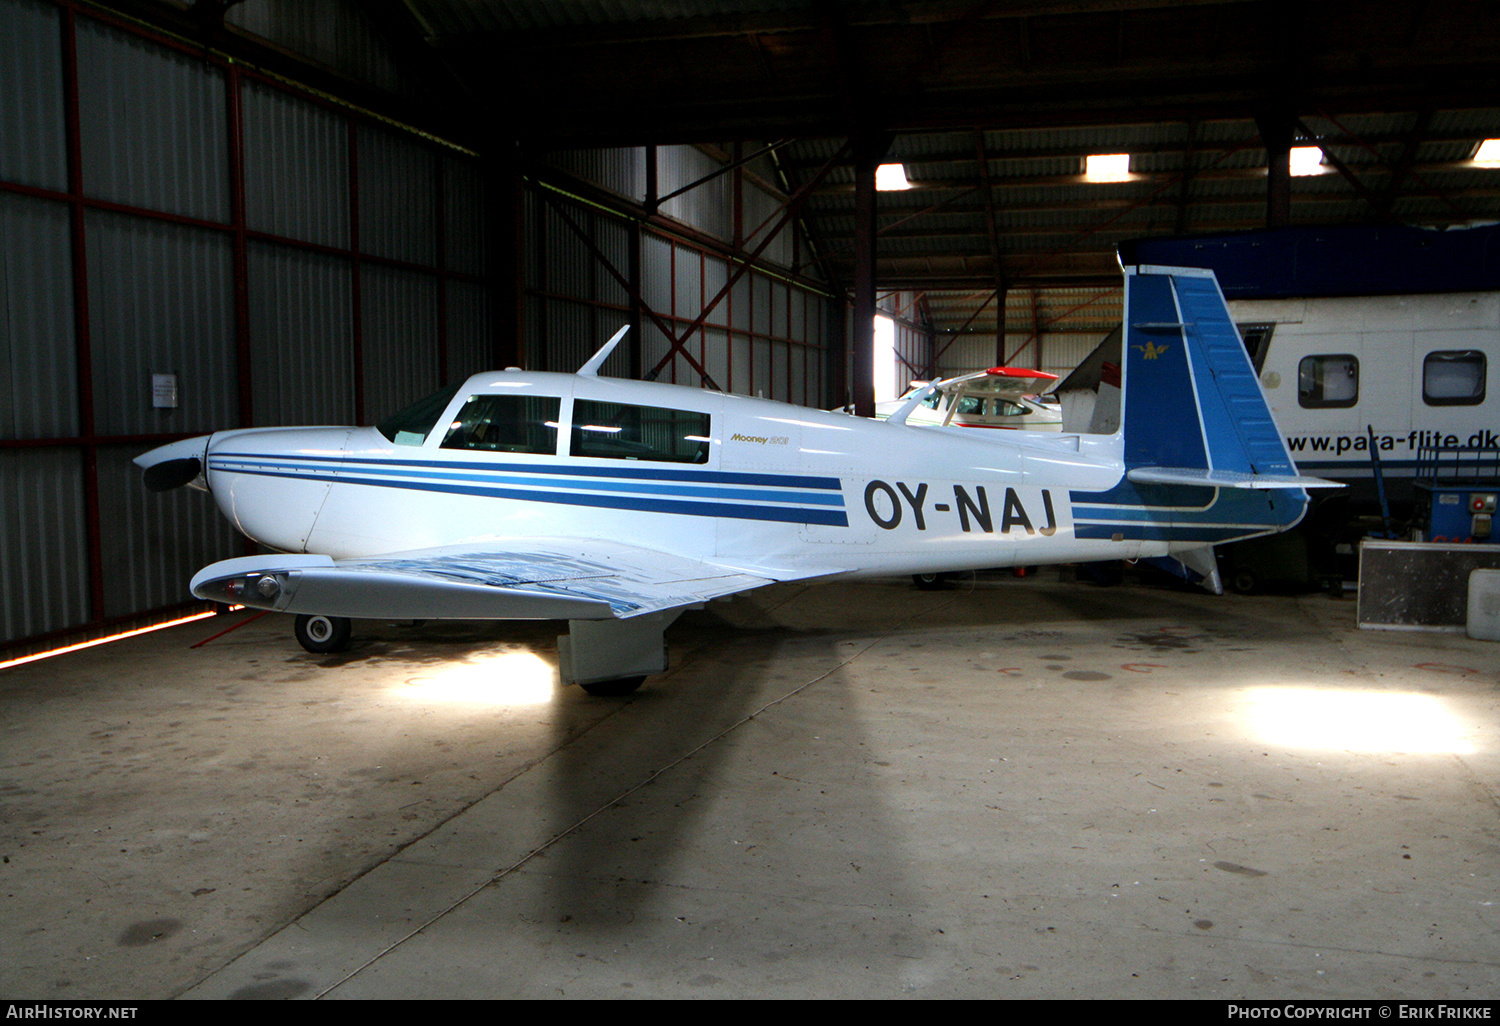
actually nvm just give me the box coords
[2,570,1499,1000]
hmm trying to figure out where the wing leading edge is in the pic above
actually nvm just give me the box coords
[189,540,778,621]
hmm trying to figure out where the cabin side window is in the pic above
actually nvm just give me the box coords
[1423,350,1487,407]
[440,394,561,454]
[570,400,712,463]
[377,383,463,446]
[1297,354,1359,408]
[993,399,1029,417]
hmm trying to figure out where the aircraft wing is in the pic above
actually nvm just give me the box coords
[943,367,1060,398]
[189,540,783,622]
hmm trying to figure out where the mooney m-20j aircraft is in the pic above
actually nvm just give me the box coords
[136,265,1336,695]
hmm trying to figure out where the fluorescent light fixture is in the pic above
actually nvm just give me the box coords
[1473,139,1500,166]
[1289,145,1325,176]
[1084,153,1131,182]
[875,163,912,191]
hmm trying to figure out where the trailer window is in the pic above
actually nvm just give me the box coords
[570,400,711,463]
[440,394,561,454]
[1423,350,1487,407]
[1236,322,1276,373]
[1298,355,1359,409]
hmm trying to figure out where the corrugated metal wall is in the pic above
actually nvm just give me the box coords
[76,19,230,223]
[0,0,66,191]
[532,148,834,407]
[85,212,238,437]
[247,243,355,425]
[0,0,490,650]
[935,333,1106,381]
[1,0,836,652]
[226,0,411,98]
[242,80,349,248]
[0,193,76,438]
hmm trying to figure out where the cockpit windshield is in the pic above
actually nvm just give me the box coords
[376,383,462,446]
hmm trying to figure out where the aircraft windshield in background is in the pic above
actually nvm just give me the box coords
[874,366,1063,431]
[136,266,1338,696]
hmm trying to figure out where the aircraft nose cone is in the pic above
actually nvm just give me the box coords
[135,436,211,492]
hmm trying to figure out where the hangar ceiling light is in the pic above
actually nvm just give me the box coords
[875,163,912,190]
[1473,139,1500,166]
[1289,145,1326,176]
[1084,153,1131,182]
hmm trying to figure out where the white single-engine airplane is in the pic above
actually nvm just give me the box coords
[136,265,1336,695]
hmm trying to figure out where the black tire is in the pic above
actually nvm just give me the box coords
[294,614,352,654]
[579,675,646,697]
[912,572,950,590]
[1230,570,1258,595]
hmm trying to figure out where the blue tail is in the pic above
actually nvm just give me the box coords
[1120,265,1334,491]
[1070,265,1337,557]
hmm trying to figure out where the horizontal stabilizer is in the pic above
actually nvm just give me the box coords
[1127,466,1344,490]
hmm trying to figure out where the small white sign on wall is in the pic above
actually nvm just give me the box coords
[152,373,178,409]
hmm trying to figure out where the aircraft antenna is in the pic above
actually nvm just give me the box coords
[577,325,631,376]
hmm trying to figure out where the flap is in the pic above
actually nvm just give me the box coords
[191,539,777,621]
[1126,466,1344,490]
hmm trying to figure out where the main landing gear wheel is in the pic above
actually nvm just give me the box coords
[912,572,954,590]
[579,675,646,697]
[294,614,352,654]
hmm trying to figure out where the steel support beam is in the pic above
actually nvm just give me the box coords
[1257,110,1294,227]
[850,133,890,417]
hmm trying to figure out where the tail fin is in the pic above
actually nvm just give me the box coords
[1119,265,1339,490]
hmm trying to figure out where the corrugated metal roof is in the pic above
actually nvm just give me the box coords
[238,1,1500,342]
[404,0,822,35]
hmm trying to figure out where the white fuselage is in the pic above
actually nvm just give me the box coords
[203,370,1142,581]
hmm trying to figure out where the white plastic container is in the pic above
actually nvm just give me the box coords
[1467,569,1500,641]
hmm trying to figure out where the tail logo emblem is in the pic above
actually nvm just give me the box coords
[1134,342,1170,360]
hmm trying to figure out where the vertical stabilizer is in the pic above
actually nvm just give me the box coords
[1119,265,1336,490]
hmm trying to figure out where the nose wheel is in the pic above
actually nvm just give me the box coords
[294,614,352,653]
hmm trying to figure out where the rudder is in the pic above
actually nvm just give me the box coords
[1120,265,1304,483]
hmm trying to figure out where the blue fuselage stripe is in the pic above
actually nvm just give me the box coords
[221,450,843,491]
[213,462,850,527]
[211,457,844,507]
